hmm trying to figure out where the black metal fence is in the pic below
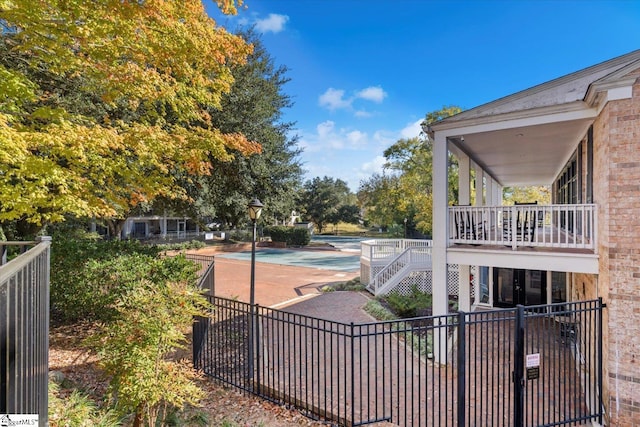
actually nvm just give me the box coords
[182,253,215,294]
[0,237,51,426]
[193,296,603,427]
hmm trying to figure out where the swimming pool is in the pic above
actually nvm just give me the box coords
[310,235,367,252]
[217,236,365,272]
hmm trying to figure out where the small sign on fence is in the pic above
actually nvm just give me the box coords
[526,353,540,380]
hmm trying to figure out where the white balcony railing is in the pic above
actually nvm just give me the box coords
[449,204,597,251]
[361,238,433,263]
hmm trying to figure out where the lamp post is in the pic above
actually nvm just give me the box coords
[404,218,408,239]
[247,198,263,383]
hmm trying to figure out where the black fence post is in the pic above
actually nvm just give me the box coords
[457,311,467,427]
[514,305,525,427]
[255,304,261,394]
[350,322,355,427]
[192,294,213,370]
[597,298,604,425]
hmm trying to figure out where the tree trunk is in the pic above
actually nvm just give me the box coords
[132,405,144,427]
[105,219,126,240]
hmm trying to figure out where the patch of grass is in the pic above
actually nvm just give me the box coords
[363,299,396,321]
[321,277,365,293]
[319,221,368,236]
[49,381,121,427]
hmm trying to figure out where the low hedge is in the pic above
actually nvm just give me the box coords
[264,226,311,246]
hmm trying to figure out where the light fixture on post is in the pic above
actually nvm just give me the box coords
[404,217,408,239]
[247,198,263,383]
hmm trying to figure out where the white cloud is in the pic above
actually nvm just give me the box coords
[316,120,335,137]
[255,13,289,33]
[354,110,373,118]
[346,130,367,146]
[356,86,387,103]
[300,121,371,154]
[360,155,386,175]
[318,88,351,111]
[399,118,424,139]
[319,85,387,114]
[372,130,397,148]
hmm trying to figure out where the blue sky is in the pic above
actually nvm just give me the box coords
[208,0,640,191]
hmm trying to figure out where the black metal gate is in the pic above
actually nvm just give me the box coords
[193,298,604,427]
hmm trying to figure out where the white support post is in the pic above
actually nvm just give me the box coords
[487,177,497,206]
[459,154,470,205]
[496,184,503,206]
[459,264,471,312]
[474,164,484,207]
[458,154,471,312]
[488,267,494,306]
[472,164,485,306]
[433,133,449,365]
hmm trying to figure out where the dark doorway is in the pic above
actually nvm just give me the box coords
[133,222,146,238]
[494,268,546,307]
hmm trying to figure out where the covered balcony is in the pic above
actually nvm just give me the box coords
[429,95,602,275]
[449,203,596,251]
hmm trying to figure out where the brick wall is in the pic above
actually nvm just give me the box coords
[594,73,640,426]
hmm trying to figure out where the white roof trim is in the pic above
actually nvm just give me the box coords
[436,104,597,138]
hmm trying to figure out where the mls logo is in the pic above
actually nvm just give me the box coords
[0,414,39,426]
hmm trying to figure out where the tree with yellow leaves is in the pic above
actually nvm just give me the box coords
[0,0,260,237]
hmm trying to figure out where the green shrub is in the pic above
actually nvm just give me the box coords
[383,285,432,318]
[50,234,197,324]
[323,277,365,292]
[288,227,311,246]
[155,240,205,251]
[263,226,310,246]
[88,278,210,427]
[264,225,288,243]
[226,229,252,242]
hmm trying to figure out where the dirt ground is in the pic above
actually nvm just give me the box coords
[49,324,329,426]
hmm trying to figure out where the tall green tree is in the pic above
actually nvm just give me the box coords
[191,30,303,228]
[300,176,354,234]
[357,173,404,228]
[503,186,551,204]
[358,106,462,236]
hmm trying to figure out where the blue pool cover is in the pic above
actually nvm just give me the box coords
[217,236,365,272]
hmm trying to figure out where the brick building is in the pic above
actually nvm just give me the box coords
[429,50,640,425]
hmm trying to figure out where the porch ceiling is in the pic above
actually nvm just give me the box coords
[449,117,593,186]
